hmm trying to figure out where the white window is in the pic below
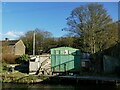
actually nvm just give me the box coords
[64,50,68,54]
[81,62,86,67]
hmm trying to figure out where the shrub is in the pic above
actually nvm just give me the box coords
[16,54,30,64]
[0,61,9,72]
[2,54,17,64]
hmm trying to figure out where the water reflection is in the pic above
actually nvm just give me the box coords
[2,83,120,90]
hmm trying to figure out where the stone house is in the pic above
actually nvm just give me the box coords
[0,38,25,56]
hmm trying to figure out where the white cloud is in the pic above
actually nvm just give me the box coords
[5,31,17,37]
[0,31,24,40]
[18,32,24,36]
[0,33,1,36]
[4,31,24,38]
[0,33,3,40]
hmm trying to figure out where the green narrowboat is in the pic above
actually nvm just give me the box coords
[51,47,81,73]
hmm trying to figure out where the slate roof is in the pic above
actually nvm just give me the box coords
[0,40,19,46]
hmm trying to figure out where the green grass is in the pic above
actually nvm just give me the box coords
[1,71,47,83]
[0,62,48,84]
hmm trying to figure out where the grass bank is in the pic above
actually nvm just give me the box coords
[1,71,48,84]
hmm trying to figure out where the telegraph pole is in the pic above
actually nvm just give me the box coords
[33,31,35,56]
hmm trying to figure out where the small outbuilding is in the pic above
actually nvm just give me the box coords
[0,38,25,56]
[103,55,120,73]
[51,47,81,74]
[0,38,25,63]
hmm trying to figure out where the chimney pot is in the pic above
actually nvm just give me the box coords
[5,38,9,41]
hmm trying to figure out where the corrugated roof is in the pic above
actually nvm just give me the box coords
[0,40,19,46]
[51,47,79,50]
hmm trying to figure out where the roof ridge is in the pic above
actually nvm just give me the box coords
[0,39,20,46]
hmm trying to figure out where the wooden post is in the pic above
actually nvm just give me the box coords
[64,64,66,75]
[115,80,119,87]
[96,80,98,84]
[76,78,78,83]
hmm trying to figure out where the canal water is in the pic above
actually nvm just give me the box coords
[2,83,120,90]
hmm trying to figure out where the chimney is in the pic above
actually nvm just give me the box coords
[5,38,9,41]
